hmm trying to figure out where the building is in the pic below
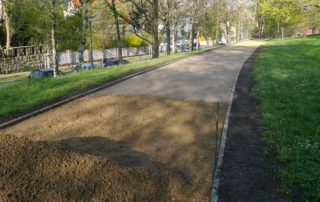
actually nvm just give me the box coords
[64,0,81,17]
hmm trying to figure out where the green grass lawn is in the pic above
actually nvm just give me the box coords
[125,52,166,63]
[253,35,320,200]
[0,48,214,116]
[0,74,29,83]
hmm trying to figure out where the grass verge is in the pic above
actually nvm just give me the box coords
[0,74,28,83]
[253,35,320,200]
[0,47,214,116]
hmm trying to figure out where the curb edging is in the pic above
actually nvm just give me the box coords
[210,46,261,202]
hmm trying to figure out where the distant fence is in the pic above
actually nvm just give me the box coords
[57,46,152,66]
[264,26,319,39]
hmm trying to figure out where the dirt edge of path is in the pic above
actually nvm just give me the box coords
[0,47,219,127]
[217,47,284,202]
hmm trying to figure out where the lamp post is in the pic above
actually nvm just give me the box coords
[89,17,93,68]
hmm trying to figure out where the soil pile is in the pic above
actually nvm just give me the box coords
[0,134,189,201]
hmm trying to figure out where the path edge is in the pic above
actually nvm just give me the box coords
[210,46,261,202]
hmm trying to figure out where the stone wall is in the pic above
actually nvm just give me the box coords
[0,45,52,74]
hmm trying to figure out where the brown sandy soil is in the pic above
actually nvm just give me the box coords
[1,94,227,201]
[0,134,187,201]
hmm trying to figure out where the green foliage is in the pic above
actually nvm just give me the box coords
[3,0,82,50]
[123,34,150,48]
[56,8,82,51]
[87,0,117,49]
[10,0,51,46]
[253,35,320,201]
[255,0,320,34]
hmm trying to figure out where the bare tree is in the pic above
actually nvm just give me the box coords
[171,1,186,53]
[104,0,122,62]
[118,0,160,58]
[2,0,10,54]
[78,0,88,70]
[186,0,203,51]
[160,0,175,55]
[50,0,58,77]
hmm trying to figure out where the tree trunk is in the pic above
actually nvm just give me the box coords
[172,23,178,53]
[206,37,209,48]
[3,0,10,54]
[152,0,159,58]
[152,31,159,58]
[78,0,87,70]
[215,19,219,45]
[165,0,171,56]
[112,0,122,62]
[166,21,171,55]
[277,19,280,38]
[225,23,230,45]
[50,0,58,77]
[261,20,265,38]
[196,29,200,50]
[312,26,316,35]
[236,20,240,42]
[189,21,194,52]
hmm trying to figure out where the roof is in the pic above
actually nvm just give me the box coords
[38,69,53,72]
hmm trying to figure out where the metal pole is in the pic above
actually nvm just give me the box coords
[89,18,93,68]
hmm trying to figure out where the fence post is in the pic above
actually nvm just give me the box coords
[68,50,72,67]
[304,26,307,38]
[116,48,118,59]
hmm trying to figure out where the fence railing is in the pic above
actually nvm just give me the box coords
[264,26,319,39]
[57,46,152,66]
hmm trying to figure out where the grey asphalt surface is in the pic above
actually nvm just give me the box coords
[88,42,261,103]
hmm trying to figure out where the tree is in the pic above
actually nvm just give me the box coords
[2,0,11,53]
[50,0,59,77]
[104,0,122,62]
[78,0,88,70]
[198,3,216,47]
[303,0,320,33]
[169,0,187,53]
[254,0,306,37]
[160,0,176,55]
[187,0,199,51]
[118,0,160,58]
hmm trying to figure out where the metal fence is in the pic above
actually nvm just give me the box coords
[57,46,153,66]
[264,26,319,39]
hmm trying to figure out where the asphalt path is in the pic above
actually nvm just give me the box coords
[88,41,262,103]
